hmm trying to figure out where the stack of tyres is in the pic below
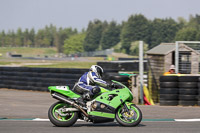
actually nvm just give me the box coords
[103,73,130,87]
[159,76,179,106]
[178,76,199,106]
[197,78,200,106]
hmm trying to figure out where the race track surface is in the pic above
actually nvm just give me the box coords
[0,89,200,133]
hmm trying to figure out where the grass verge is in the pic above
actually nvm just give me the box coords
[25,61,97,68]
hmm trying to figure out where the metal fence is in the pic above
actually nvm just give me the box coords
[175,41,200,74]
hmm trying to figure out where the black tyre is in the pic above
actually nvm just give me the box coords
[160,94,178,100]
[178,82,198,88]
[179,101,197,106]
[179,76,199,82]
[179,95,197,101]
[198,101,200,106]
[120,82,129,87]
[48,102,78,127]
[198,83,200,88]
[116,104,142,127]
[0,84,6,88]
[179,89,198,95]
[160,82,178,88]
[160,88,179,94]
[160,100,178,106]
[159,76,178,82]
[196,95,200,100]
[110,75,129,82]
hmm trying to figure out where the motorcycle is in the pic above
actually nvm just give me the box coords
[48,80,142,127]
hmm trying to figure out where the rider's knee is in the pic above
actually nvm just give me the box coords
[92,86,100,95]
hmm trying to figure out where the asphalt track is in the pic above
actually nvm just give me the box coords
[1,121,200,133]
[0,89,200,133]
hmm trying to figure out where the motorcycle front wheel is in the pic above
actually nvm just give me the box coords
[116,104,142,127]
[48,102,78,127]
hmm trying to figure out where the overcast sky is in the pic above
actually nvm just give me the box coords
[1,0,200,32]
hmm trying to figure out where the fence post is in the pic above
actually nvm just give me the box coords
[175,41,179,73]
[139,41,144,104]
[131,75,139,104]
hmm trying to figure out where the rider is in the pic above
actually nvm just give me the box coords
[73,65,110,105]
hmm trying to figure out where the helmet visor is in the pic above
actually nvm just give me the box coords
[96,67,103,78]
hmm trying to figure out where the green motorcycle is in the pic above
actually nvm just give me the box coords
[48,80,142,127]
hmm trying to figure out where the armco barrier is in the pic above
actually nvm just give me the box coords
[0,67,118,91]
[159,76,199,106]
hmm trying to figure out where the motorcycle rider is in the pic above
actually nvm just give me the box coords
[73,65,111,106]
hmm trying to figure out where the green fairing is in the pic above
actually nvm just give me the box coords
[99,87,110,94]
[95,88,133,109]
[95,81,133,109]
[48,86,80,98]
[88,111,115,118]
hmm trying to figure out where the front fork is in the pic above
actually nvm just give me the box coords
[122,102,135,114]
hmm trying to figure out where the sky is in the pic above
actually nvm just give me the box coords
[0,0,200,32]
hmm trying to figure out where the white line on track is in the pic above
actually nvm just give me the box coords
[1,118,200,122]
[33,118,50,121]
[175,119,200,122]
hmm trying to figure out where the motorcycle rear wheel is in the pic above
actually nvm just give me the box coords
[48,102,78,127]
[116,104,142,127]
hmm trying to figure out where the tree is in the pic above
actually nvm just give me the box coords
[29,28,35,47]
[83,19,107,51]
[57,27,77,53]
[63,33,85,55]
[174,15,200,41]
[100,21,121,50]
[120,14,150,54]
[129,41,148,55]
[149,18,181,48]
[4,30,11,46]
[0,31,6,47]
[23,28,32,47]
[188,14,200,29]
[15,28,24,46]
[175,27,200,41]
[35,29,44,47]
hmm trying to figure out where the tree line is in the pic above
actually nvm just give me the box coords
[1,14,200,55]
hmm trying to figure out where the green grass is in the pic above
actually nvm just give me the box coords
[0,47,57,57]
[25,61,97,68]
[0,62,13,65]
[0,47,102,68]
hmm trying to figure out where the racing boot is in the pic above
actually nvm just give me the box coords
[83,92,93,101]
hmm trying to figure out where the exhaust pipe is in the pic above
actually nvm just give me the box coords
[51,92,89,117]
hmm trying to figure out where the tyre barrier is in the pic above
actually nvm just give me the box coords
[159,76,200,106]
[160,82,178,88]
[0,67,89,74]
[97,61,148,72]
[159,100,178,106]
[160,88,179,94]
[159,76,179,106]
[198,83,200,106]
[102,72,130,88]
[0,67,118,92]
[159,76,178,82]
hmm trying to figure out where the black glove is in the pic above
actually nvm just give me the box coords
[110,83,118,89]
